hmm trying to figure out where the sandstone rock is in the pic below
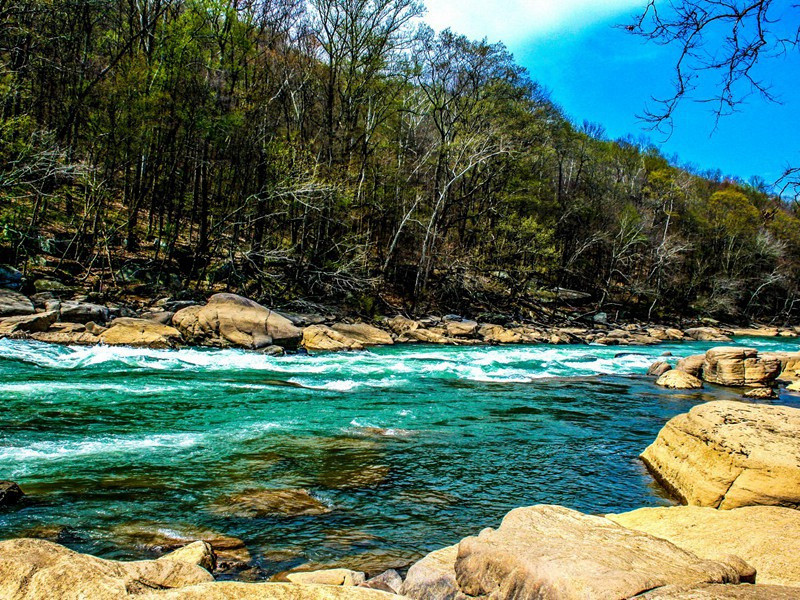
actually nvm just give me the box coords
[303,325,364,352]
[608,505,800,587]
[360,570,403,594]
[685,327,732,342]
[0,310,58,334]
[677,354,706,378]
[478,324,523,344]
[0,289,34,317]
[453,505,748,600]
[639,583,800,599]
[140,582,405,599]
[402,545,467,600]
[385,316,420,335]
[287,568,366,586]
[776,354,800,382]
[159,541,216,573]
[85,321,108,335]
[656,370,704,389]
[0,481,24,507]
[172,294,301,349]
[702,347,782,387]
[331,323,394,346]
[788,381,800,392]
[99,317,182,349]
[729,328,779,337]
[648,360,673,377]
[58,301,110,324]
[444,319,478,338]
[0,538,213,600]
[31,322,100,345]
[641,400,800,509]
[211,488,331,518]
[743,387,776,399]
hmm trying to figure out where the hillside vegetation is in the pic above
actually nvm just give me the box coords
[1,0,799,322]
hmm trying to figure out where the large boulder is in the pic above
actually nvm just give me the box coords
[58,301,110,324]
[99,318,182,349]
[647,360,673,377]
[656,370,703,389]
[608,505,800,586]
[172,294,301,349]
[702,347,782,387]
[302,325,364,352]
[448,505,749,600]
[331,323,393,346]
[677,354,706,378]
[0,289,34,317]
[0,538,212,600]
[641,400,800,509]
[0,310,58,334]
[401,545,468,600]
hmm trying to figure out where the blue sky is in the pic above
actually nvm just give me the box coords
[423,0,800,185]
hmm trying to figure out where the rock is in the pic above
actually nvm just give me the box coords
[385,316,421,335]
[99,317,182,349]
[452,505,748,600]
[33,278,75,294]
[302,325,364,352]
[656,370,704,389]
[402,545,468,600]
[287,568,366,586]
[702,347,782,387]
[58,301,110,324]
[172,293,302,349]
[85,321,108,335]
[743,387,776,399]
[259,345,285,356]
[593,312,608,324]
[639,583,800,599]
[30,322,100,345]
[685,327,732,342]
[360,570,403,594]
[0,310,58,334]
[0,538,213,600]
[159,541,216,573]
[331,323,394,346]
[211,488,331,518]
[648,360,673,377]
[788,381,800,392]
[677,354,706,378]
[445,320,478,338]
[0,265,23,289]
[640,400,800,509]
[478,324,523,344]
[141,582,406,599]
[139,310,175,325]
[0,481,24,507]
[608,505,800,587]
[0,288,34,317]
[729,328,780,337]
[777,354,800,382]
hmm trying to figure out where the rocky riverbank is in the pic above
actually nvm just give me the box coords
[2,287,798,353]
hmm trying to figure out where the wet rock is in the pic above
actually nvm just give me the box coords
[99,317,183,349]
[452,505,749,599]
[641,400,800,509]
[58,301,110,324]
[608,505,800,587]
[702,347,782,387]
[0,310,58,334]
[0,288,34,317]
[331,323,394,346]
[743,387,777,399]
[211,488,331,518]
[287,568,366,586]
[302,325,364,352]
[159,541,216,573]
[173,293,302,349]
[656,370,703,389]
[0,538,212,600]
[0,481,24,507]
[258,345,285,356]
[647,360,672,377]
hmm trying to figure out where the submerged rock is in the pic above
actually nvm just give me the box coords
[641,400,800,509]
[608,505,800,587]
[655,370,703,389]
[0,481,24,507]
[211,488,331,518]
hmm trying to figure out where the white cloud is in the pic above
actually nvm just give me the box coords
[422,0,643,44]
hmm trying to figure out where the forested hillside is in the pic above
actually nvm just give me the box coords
[1,0,799,322]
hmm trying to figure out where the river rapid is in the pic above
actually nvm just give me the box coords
[1,336,798,577]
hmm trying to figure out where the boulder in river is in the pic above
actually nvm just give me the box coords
[655,370,703,389]
[0,288,34,317]
[478,324,522,344]
[676,354,705,378]
[211,488,331,518]
[99,317,182,349]
[302,325,364,352]
[702,347,782,387]
[641,400,800,509]
[158,541,216,573]
[647,360,672,377]
[608,505,800,587]
[684,327,732,342]
[331,323,394,346]
[172,293,301,349]
[0,481,24,507]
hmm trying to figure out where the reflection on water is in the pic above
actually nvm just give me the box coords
[1,336,798,577]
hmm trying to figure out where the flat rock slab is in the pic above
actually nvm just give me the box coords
[638,583,800,599]
[641,400,800,509]
[453,504,748,600]
[0,289,34,317]
[608,505,800,586]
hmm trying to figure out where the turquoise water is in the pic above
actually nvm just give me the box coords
[1,336,798,577]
